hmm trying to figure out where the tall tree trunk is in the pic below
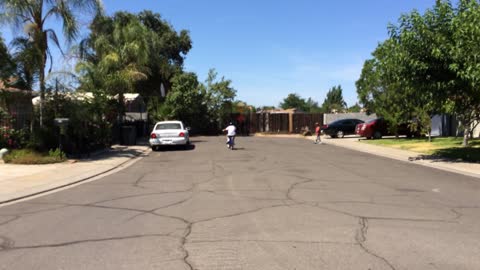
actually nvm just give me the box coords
[39,65,45,127]
[118,92,125,123]
[427,125,431,142]
[39,35,47,128]
[463,126,470,147]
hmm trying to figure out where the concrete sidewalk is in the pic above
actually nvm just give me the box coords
[0,144,150,204]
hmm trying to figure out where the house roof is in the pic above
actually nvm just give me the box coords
[113,93,142,102]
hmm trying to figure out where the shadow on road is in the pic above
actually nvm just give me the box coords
[153,144,196,152]
[78,147,148,162]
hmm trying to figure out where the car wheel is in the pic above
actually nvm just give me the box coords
[151,146,158,151]
[366,137,372,140]
[373,131,382,139]
[336,130,344,138]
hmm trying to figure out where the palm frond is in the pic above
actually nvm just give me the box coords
[45,29,64,55]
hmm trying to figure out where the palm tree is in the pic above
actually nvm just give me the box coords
[77,13,150,121]
[10,37,41,90]
[0,0,103,126]
[0,34,15,82]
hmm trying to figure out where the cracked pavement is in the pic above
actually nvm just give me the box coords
[0,136,480,269]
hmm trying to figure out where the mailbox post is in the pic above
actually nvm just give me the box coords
[54,118,69,155]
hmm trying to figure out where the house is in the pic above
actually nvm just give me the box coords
[0,81,33,129]
[122,93,147,121]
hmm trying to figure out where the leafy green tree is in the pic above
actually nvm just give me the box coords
[232,100,254,114]
[0,34,15,82]
[356,39,413,137]
[162,72,208,130]
[321,85,347,113]
[77,12,150,120]
[9,37,42,90]
[0,0,102,126]
[356,59,379,114]
[305,97,322,113]
[204,69,236,127]
[382,0,480,145]
[78,11,194,127]
[136,11,192,99]
[348,103,362,113]
[279,93,308,111]
[387,2,455,141]
[449,0,480,145]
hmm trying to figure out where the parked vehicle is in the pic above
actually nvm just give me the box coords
[321,118,365,138]
[149,120,190,150]
[355,118,420,139]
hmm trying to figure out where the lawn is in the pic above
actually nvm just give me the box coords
[3,149,67,164]
[361,137,480,162]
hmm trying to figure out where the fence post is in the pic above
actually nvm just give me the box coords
[288,113,293,133]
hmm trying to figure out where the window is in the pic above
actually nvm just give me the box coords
[156,123,182,130]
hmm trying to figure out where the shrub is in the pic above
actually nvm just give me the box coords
[30,92,114,155]
[48,148,65,159]
[3,148,66,164]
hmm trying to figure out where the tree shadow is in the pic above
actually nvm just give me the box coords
[408,147,480,163]
[153,144,196,152]
[78,147,148,162]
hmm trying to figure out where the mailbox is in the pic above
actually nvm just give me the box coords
[54,118,69,136]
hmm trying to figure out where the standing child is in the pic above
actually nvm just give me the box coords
[314,122,322,144]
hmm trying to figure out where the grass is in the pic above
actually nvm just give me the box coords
[3,149,67,164]
[361,137,480,162]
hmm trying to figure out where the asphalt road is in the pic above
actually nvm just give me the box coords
[0,136,479,270]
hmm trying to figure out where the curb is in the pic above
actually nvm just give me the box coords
[0,147,151,205]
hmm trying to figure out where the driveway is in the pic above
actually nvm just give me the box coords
[0,136,479,269]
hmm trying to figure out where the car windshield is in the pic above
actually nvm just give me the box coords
[156,123,181,130]
[366,118,379,124]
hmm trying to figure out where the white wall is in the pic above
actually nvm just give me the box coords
[323,112,377,124]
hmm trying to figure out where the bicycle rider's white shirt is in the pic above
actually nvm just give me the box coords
[225,125,236,136]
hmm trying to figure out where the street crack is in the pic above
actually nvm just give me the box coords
[355,217,396,270]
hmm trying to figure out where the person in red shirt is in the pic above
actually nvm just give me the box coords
[314,122,322,144]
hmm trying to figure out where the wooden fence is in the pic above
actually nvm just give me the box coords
[292,113,324,133]
[252,113,324,134]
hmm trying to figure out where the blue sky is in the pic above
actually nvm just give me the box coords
[2,0,437,108]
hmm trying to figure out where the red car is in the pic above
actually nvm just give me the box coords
[355,118,420,139]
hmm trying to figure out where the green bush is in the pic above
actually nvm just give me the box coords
[30,92,114,155]
[48,148,65,159]
[3,148,66,164]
